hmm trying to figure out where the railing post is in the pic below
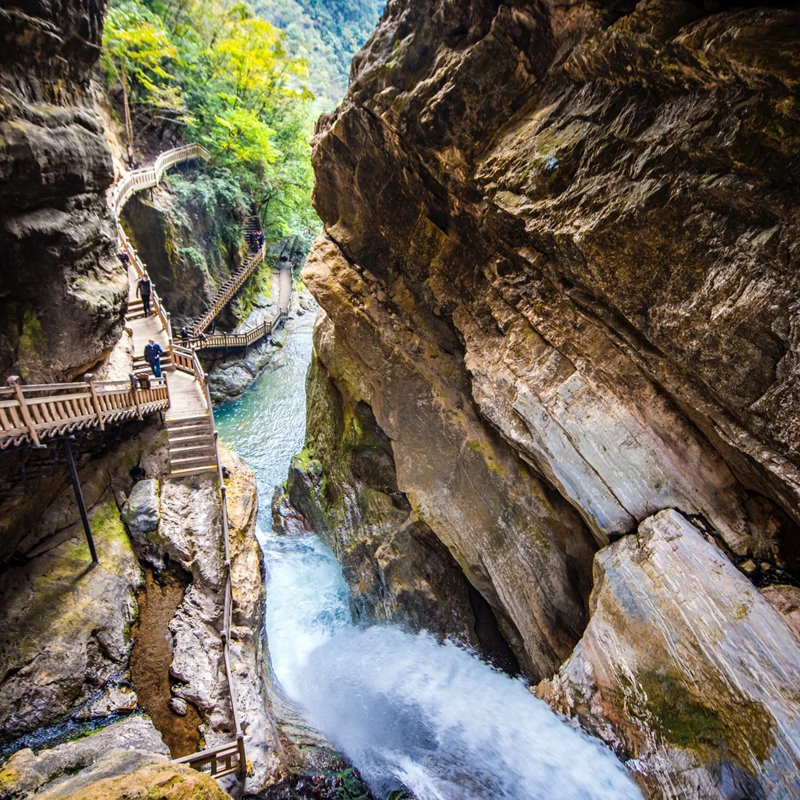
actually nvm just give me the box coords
[84,373,105,431]
[129,372,143,419]
[7,376,40,446]
[236,732,246,775]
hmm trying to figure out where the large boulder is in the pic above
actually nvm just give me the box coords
[0,0,126,381]
[33,756,230,800]
[0,716,168,799]
[0,498,143,742]
[538,510,800,798]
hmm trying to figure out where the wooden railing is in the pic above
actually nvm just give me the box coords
[111,143,210,215]
[174,741,243,779]
[118,222,172,336]
[110,148,249,778]
[178,310,288,351]
[167,345,247,775]
[190,246,266,336]
[0,374,169,449]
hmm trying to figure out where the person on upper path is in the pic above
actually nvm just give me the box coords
[137,272,152,318]
[144,339,163,378]
[117,250,130,269]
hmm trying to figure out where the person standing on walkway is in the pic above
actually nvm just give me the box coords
[144,339,163,378]
[137,272,152,318]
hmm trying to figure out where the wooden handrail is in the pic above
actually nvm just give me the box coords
[109,143,249,779]
[0,376,169,450]
[112,143,209,215]
[190,245,266,336]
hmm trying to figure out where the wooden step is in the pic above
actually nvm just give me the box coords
[170,454,218,468]
[133,356,173,368]
[166,415,212,430]
[168,433,214,446]
[167,419,214,432]
[170,446,217,459]
[170,465,217,477]
[169,439,215,451]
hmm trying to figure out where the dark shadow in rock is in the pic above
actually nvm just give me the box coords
[130,563,201,756]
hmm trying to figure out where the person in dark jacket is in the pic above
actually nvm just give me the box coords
[117,250,130,268]
[137,272,152,317]
[144,339,163,378]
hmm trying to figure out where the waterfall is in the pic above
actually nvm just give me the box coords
[216,314,643,800]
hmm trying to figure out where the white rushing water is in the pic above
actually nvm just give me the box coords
[215,313,643,800]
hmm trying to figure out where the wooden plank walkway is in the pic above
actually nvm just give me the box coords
[1,143,250,779]
[117,148,247,771]
[185,261,293,352]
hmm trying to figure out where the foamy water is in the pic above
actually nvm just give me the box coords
[216,312,643,800]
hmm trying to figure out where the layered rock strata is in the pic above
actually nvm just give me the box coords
[539,509,800,798]
[295,0,800,795]
[0,0,125,381]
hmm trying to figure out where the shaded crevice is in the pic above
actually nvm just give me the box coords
[467,583,520,676]
[129,562,201,758]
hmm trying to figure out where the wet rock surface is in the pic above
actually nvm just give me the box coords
[298,0,800,794]
[0,498,142,743]
[33,754,230,800]
[0,717,168,800]
[0,0,125,381]
[0,424,270,797]
[281,353,520,671]
[538,509,800,798]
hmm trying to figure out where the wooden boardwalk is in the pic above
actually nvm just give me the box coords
[1,143,250,779]
[185,261,293,351]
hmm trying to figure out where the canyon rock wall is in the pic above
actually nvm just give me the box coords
[120,176,249,327]
[297,0,800,795]
[0,0,126,382]
[0,425,276,798]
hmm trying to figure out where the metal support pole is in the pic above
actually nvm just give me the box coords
[63,438,98,564]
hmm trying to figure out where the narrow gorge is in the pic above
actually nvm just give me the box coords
[1,1,799,800]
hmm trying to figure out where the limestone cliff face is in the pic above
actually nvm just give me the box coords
[298,0,800,794]
[120,175,249,327]
[0,0,126,382]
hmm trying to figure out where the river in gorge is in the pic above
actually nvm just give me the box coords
[215,312,643,800]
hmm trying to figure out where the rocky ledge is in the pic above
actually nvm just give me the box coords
[289,0,800,795]
[0,423,279,797]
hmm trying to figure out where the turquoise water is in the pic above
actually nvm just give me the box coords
[215,313,643,800]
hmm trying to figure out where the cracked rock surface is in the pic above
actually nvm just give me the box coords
[291,0,800,794]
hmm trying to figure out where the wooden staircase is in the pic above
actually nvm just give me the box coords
[189,209,267,336]
[166,414,217,476]
[125,297,148,322]
[244,212,262,252]
[132,351,174,374]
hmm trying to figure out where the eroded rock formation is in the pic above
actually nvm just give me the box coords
[0,424,278,797]
[293,0,800,795]
[0,0,126,381]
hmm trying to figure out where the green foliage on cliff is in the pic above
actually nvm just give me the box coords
[253,0,385,109]
[102,0,318,243]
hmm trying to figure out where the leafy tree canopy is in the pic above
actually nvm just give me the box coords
[254,0,385,111]
[102,0,319,245]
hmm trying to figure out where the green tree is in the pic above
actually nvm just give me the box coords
[103,0,320,248]
[102,1,184,153]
